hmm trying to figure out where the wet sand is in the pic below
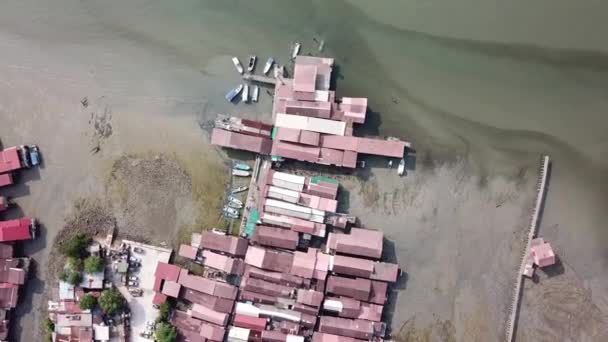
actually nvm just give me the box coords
[1,1,607,341]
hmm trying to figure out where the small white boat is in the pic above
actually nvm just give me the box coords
[242,84,249,102]
[232,169,251,177]
[223,206,239,217]
[228,196,243,207]
[263,57,274,75]
[318,40,325,52]
[233,163,251,171]
[247,55,257,72]
[252,86,259,102]
[232,57,244,74]
[231,186,248,194]
[273,64,285,78]
[292,42,301,59]
[398,158,406,176]
[227,202,243,209]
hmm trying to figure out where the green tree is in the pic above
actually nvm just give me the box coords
[79,294,97,310]
[157,301,172,322]
[60,234,91,258]
[98,288,125,315]
[67,257,83,271]
[84,256,104,273]
[43,317,54,342]
[155,322,177,342]
[59,270,68,282]
[67,271,83,285]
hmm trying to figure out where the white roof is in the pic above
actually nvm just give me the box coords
[265,199,311,214]
[275,113,345,136]
[272,179,304,192]
[273,171,305,185]
[228,326,251,340]
[235,302,260,317]
[314,90,330,102]
[323,299,343,312]
[93,324,110,341]
[268,186,300,200]
[261,213,293,226]
[286,335,305,342]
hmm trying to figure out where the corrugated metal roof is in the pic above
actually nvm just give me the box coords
[181,288,234,313]
[161,280,181,298]
[0,174,13,188]
[190,303,229,326]
[326,275,372,301]
[199,323,226,341]
[330,255,374,278]
[251,225,299,250]
[275,114,346,136]
[178,244,198,260]
[318,316,375,340]
[0,148,22,174]
[233,314,267,331]
[154,262,181,282]
[271,141,320,163]
[293,64,317,93]
[0,218,33,242]
[274,127,301,143]
[200,231,248,257]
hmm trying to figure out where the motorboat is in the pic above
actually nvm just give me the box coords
[252,85,259,102]
[291,42,301,59]
[263,57,274,75]
[228,196,243,207]
[242,84,249,103]
[398,158,406,176]
[231,186,248,194]
[232,57,244,74]
[223,206,239,217]
[233,163,251,171]
[225,84,243,102]
[232,169,251,177]
[227,201,243,209]
[223,211,239,220]
[247,55,257,72]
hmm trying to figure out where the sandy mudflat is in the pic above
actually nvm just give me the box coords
[1,1,608,341]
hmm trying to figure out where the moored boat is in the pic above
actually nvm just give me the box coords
[234,163,251,171]
[242,84,249,102]
[252,86,259,102]
[227,201,243,209]
[228,196,243,207]
[232,169,251,177]
[247,55,257,72]
[232,57,244,74]
[398,158,405,176]
[231,186,248,194]
[263,57,274,75]
[291,42,301,59]
[225,84,244,102]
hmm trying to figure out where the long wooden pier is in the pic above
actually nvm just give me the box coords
[505,155,550,342]
[242,73,277,85]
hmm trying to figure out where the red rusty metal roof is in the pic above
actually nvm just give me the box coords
[318,316,375,340]
[211,128,272,155]
[327,228,384,259]
[178,271,237,300]
[244,246,294,273]
[161,280,181,298]
[233,314,267,331]
[239,289,277,305]
[0,284,19,309]
[178,244,198,260]
[331,255,374,278]
[0,148,22,174]
[314,251,330,280]
[342,150,358,168]
[152,292,167,306]
[369,280,388,305]
[180,288,234,313]
[0,174,12,188]
[190,304,228,326]
[271,141,320,162]
[0,244,13,259]
[299,130,321,146]
[0,218,33,242]
[371,262,400,283]
[171,310,205,342]
[274,127,301,143]
[202,250,244,275]
[319,148,344,166]
[312,332,365,342]
[296,289,324,308]
[326,275,372,301]
[0,260,25,285]
[154,262,181,282]
[244,265,309,288]
[293,64,317,93]
[530,238,556,267]
[290,249,317,279]
[200,231,248,257]
[285,100,332,119]
[251,225,299,250]
[199,323,225,342]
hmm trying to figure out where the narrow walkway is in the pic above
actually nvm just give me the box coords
[505,155,550,342]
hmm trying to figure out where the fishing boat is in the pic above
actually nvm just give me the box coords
[232,169,251,177]
[318,40,325,52]
[263,57,274,75]
[227,201,243,209]
[231,186,248,194]
[247,55,257,72]
[225,84,244,102]
[242,84,249,103]
[291,42,301,59]
[273,64,285,78]
[232,57,244,74]
[234,163,251,171]
[398,158,405,176]
[228,196,243,207]
[252,86,259,102]
[223,206,239,216]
